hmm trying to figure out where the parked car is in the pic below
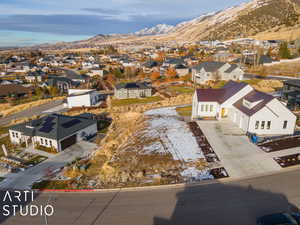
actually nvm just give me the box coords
[257,213,300,225]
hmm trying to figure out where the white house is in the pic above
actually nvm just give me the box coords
[9,113,97,152]
[192,80,296,136]
[67,89,103,108]
[192,62,244,84]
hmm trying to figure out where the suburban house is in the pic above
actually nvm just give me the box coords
[192,80,296,135]
[192,62,244,84]
[9,113,97,152]
[0,84,33,99]
[67,89,103,108]
[281,80,300,109]
[174,64,190,77]
[43,76,73,93]
[115,82,152,99]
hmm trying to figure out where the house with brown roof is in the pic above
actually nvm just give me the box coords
[0,84,33,99]
[192,80,296,135]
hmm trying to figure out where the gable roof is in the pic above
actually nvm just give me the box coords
[193,62,225,72]
[196,81,248,104]
[233,90,274,116]
[10,113,96,140]
[224,64,239,73]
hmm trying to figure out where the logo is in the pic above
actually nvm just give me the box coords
[1,190,54,217]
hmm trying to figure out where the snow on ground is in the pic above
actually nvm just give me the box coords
[144,107,204,162]
[181,167,213,181]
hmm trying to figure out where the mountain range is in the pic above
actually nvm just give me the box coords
[30,0,300,49]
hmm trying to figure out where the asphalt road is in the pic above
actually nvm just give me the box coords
[1,168,300,225]
[0,99,64,126]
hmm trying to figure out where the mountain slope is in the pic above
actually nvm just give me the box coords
[134,24,175,36]
[161,0,300,41]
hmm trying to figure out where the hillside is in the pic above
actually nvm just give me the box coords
[25,0,300,50]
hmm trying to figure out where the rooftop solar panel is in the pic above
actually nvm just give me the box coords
[39,126,53,133]
[61,119,81,128]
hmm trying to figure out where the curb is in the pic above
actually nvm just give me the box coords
[34,165,300,194]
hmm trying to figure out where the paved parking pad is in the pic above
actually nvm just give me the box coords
[197,120,282,178]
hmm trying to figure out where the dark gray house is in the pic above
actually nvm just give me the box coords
[281,80,300,108]
[9,113,97,152]
[114,82,152,99]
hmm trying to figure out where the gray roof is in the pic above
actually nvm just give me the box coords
[193,62,225,72]
[115,82,151,90]
[284,80,300,88]
[10,113,96,140]
[224,64,239,73]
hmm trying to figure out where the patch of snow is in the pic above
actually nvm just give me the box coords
[144,107,205,162]
[181,167,214,181]
[134,24,175,36]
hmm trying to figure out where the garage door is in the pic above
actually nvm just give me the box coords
[60,134,77,150]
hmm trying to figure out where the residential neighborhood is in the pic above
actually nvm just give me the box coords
[2,0,300,223]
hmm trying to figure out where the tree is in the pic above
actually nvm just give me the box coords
[165,67,177,79]
[279,42,291,59]
[35,87,44,98]
[49,86,59,97]
[106,74,115,85]
[150,71,160,80]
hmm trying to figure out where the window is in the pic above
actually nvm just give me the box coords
[49,140,52,147]
[210,105,213,112]
[283,121,288,129]
[261,121,265,129]
[12,132,15,138]
[41,138,44,145]
[267,121,271,130]
[255,121,259,129]
[15,133,18,138]
[200,105,204,112]
[205,105,209,112]
[45,139,48,145]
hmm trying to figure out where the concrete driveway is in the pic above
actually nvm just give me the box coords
[0,141,98,189]
[197,120,284,178]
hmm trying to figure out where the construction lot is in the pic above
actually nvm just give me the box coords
[196,119,300,178]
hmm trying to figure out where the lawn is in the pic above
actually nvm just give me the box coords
[167,86,195,94]
[176,105,192,117]
[112,96,163,107]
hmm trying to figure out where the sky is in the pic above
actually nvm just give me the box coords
[0,0,249,47]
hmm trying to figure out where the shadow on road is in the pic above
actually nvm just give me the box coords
[153,182,299,225]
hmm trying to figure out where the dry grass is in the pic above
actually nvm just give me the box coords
[0,96,65,117]
[248,61,300,77]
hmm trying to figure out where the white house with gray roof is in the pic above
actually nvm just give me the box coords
[192,80,296,136]
[9,113,97,152]
[115,82,152,99]
[192,62,244,84]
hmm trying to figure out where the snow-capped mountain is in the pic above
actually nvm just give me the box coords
[134,24,175,36]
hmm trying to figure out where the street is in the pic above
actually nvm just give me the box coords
[0,168,300,225]
[0,99,65,126]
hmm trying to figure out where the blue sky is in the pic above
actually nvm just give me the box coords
[0,0,248,47]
